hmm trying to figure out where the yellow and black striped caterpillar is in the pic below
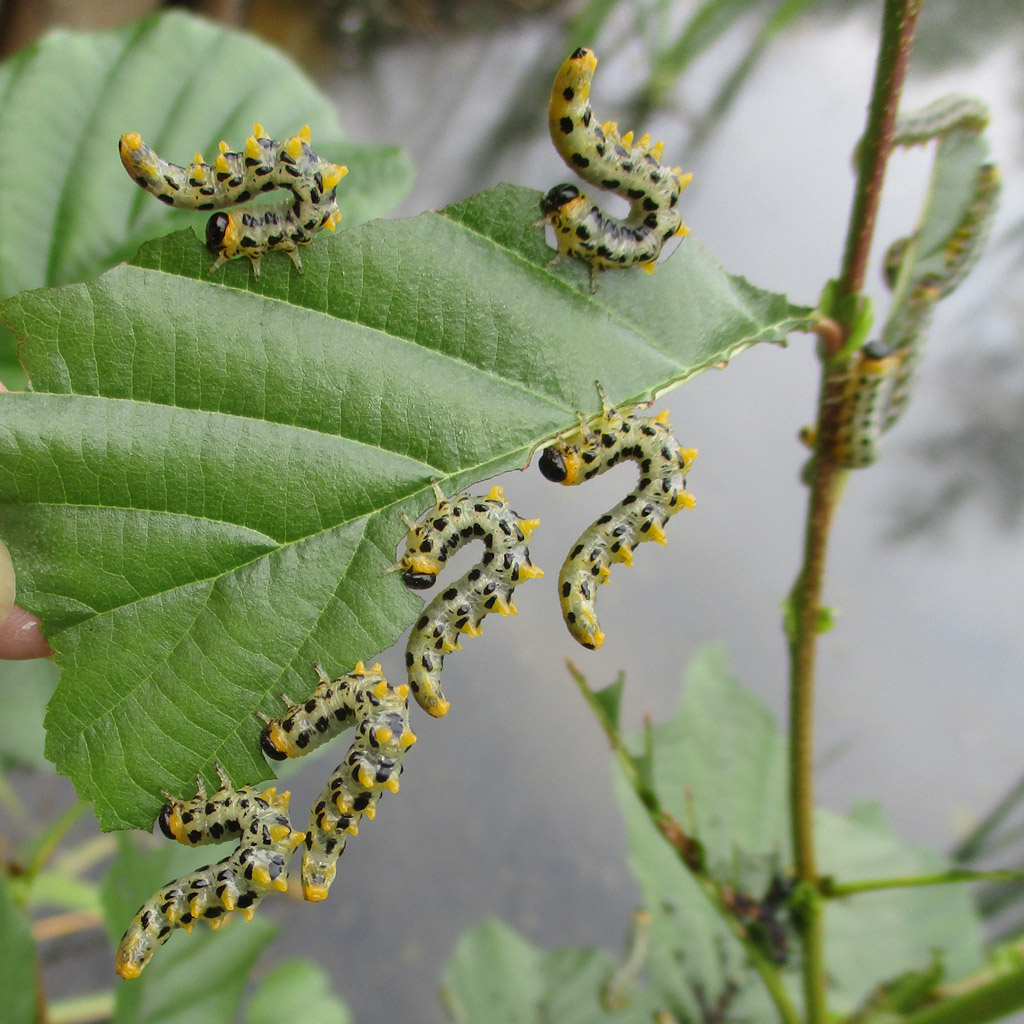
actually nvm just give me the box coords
[539,387,697,649]
[115,764,305,978]
[811,97,1000,469]
[119,123,347,278]
[396,483,544,718]
[261,661,416,902]
[540,47,692,286]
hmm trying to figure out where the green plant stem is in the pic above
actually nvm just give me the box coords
[788,3,923,1022]
[824,868,1024,898]
[838,0,925,298]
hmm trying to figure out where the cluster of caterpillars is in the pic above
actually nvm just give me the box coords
[119,123,347,277]
[116,393,696,976]
[115,81,699,979]
[115,765,305,978]
[540,47,692,287]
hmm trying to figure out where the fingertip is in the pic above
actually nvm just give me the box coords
[0,606,52,660]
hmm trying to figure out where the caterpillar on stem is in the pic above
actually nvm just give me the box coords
[540,47,692,288]
[261,661,416,902]
[119,123,346,278]
[115,764,305,978]
[806,97,1000,469]
[539,385,697,649]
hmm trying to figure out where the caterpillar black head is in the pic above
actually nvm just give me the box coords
[260,729,289,761]
[157,804,176,840]
[540,184,581,217]
[538,446,568,483]
[206,212,231,255]
[402,569,438,590]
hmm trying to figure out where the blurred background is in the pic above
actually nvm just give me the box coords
[1,0,1022,1020]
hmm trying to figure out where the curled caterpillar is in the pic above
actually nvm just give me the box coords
[539,386,696,649]
[879,161,999,436]
[119,123,347,278]
[261,661,416,902]
[891,95,991,148]
[541,47,692,286]
[115,763,305,978]
[396,483,544,718]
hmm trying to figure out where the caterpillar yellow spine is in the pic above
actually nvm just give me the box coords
[261,662,416,902]
[541,47,691,286]
[396,483,543,717]
[539,386,696,649]
[115,763,305,978]
[119,123,346,278]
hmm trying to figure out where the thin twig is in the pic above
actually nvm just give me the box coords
[787,3,924,1021]
[823,867,1024,899]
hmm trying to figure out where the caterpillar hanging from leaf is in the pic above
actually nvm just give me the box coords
[395,483,544,718]
[539,386,697,649]
[115,764,305,978]
[261,661,416,902]
[119,123,347,278]
[540,47,692,287]
[808,96,1000,469]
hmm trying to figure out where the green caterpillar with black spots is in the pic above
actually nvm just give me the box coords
[541,47,692,286]
[261,661,417,902]
[115,764,305,978]
[539,387,697,649]
[396,483,544,718]
[119,123,346,278]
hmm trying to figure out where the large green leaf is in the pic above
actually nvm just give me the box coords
[246,960,351,1024]
[441,916,656,1024]
[0,183,813,829]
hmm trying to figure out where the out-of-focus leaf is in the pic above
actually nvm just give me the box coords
[0,873,37,1024]
[615,646,985,1016]
[0,659,58,770]
[246,960,351,1024]
[442,917,655,1023]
